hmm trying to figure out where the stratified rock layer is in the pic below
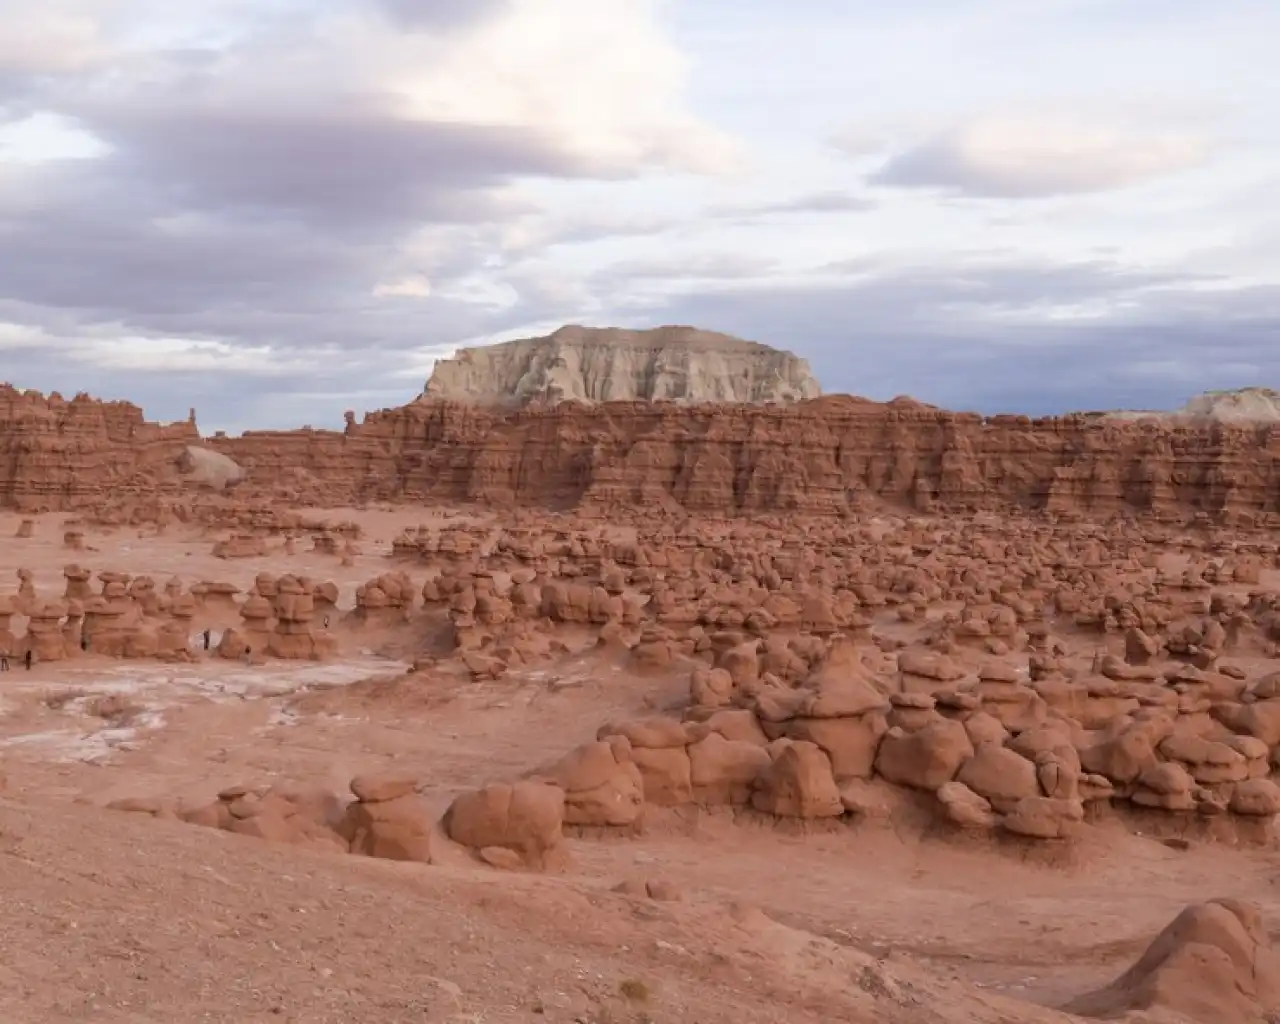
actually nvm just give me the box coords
[423,325,822,407]
[0,386,199,512]
[2,384,1280,522]
[216,395,1280,523]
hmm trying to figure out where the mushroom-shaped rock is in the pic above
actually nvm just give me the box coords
[874,718,975,791]
[781,712,888,781]
[443,780,566,870]
[1229,778,1280,817]
[690,666,734,709]
[598,719,693,806]
[543,739,645,827]
[687,732,772,805]
[1064,899,1280,1024]
[999,795,1085,840]
[936,781,997,830]
[955,744,1040,812]
[750,740,843,818]
[336,774,433,863]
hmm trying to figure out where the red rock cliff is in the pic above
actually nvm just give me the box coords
[212,395,1280,522]
[0,386,199,512]
[1,386,1276,520]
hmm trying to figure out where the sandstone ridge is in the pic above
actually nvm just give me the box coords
[215,396,1280,524]
[423,324,823,406]
[3,383,1280,523]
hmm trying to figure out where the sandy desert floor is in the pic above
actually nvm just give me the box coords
[1,507,1278,1023]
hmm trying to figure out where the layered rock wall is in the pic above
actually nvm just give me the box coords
[215,395,1280,522]
[0,386,198,511]
[1,384,1279,521]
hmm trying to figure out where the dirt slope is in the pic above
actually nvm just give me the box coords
[0,795,1074,1024]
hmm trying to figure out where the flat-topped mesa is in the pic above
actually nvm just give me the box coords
[422,324,823,407]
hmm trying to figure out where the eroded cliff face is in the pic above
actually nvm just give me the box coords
[1,385,1278,522]
[213,395,1280,524]
[423,325,823,407]
[0,386,199,512]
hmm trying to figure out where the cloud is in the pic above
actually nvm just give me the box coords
[373,0,513,32]
[612,256,1276,415]
[827,128,891,160]
[0,0,1273,434]
[0,5,108,80]
[0,0,742,430]
[591,252,780,287]
[74,98,576,226]
[379,0,741,174]
[498,210,685,254]
[712,190,877,218]
[869,114,1207,197]
[372,276,433,299]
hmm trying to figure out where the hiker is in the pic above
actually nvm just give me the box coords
[243,645,252,664]
[0,652,8,671]
[81,634,89,652]
[24,649,32,671]
[324,615,330,630]
[203,629,211,651]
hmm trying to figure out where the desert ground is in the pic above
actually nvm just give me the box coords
[1,504,1279,1023]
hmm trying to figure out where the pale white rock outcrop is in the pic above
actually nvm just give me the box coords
[1104,387,1280,424]
[176,446,245,490]
[423,325,822,407]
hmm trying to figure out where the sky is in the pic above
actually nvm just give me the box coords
[0,0,1277,432]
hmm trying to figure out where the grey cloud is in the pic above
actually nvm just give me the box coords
[869,132,1204,199]
[536,216,685,250]
[869,139,1065,198]
[0,170,368,317]
[811,258,1216,312]
[0,17,641,386]
[510,192,875,258]
[827,128,891,160]
[373,0,512,31]
[609,260,1277,415]
[590,252,779,287]
[712,190,876,218]
[70,99,574,227]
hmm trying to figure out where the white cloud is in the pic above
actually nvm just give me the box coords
[373,275,433,298]
[0,4,110,76]
[0,0,1278,428]
[0,111,109,162]
[0,326,306,375]
[383,0,742,174]
[870,113,1207,198]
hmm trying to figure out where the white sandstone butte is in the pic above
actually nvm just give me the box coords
[423,325,823,407]
[1105,387,1280,424]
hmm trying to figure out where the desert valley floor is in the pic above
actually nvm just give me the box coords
[2,502,1280,1023]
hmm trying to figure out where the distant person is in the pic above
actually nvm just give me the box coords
[0,652,7,671]
[324,615,330,630]
[243,646,252,664]
[81,634,89,652]
[24,649,33,671]
[203,629,211,651]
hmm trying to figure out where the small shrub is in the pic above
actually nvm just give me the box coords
[618,978,650,1004]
